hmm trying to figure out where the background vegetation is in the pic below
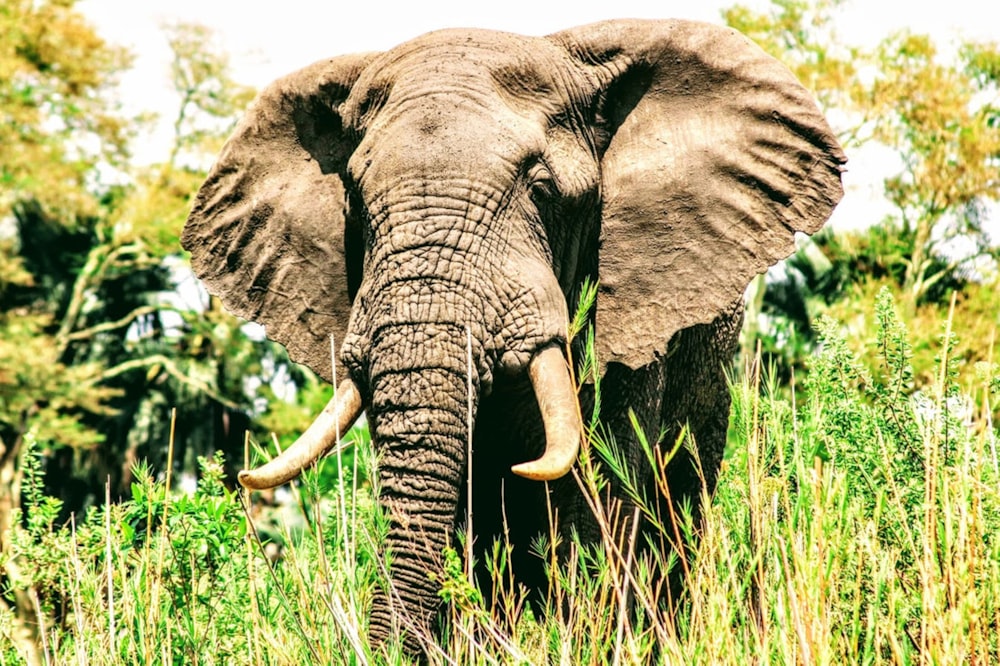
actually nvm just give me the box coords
[0,0,997,663]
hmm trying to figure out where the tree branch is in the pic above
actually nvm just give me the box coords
[96,355,240,410]
[54,242,150,354]
[63,305,160,342]
[55,246,106,346]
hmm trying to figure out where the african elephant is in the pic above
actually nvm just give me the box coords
[182,18,844,654]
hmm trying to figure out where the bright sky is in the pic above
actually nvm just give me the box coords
[79,0,999,234]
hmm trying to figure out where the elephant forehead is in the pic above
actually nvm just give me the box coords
[383,27,562,66]
[344,92,547,195]
[344,29,571,118]
[347,112,540,195]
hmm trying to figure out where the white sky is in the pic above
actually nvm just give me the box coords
[80,0,999,235]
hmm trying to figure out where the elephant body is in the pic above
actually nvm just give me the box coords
[471,296,744,600]
[182,19,844,655]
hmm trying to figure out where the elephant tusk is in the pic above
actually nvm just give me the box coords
[238,378,364,490]
[511,344,583,481]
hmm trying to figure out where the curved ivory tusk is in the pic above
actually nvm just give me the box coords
[511,344,583,481]
[238,378,364,490]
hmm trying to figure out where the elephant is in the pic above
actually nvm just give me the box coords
[182,18,845,655]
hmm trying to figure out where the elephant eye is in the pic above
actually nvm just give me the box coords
[351,81,392,129]
[527,162,557,200]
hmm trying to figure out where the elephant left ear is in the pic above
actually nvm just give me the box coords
[551,19,846,371]
[182,53,376,383]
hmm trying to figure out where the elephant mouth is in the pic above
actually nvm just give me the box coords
[237,342,582,490]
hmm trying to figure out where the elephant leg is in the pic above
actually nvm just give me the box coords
[654,298,744,602]
[565,299,743,609]
[464,299,743,624]
[572,361,670,546]
[659,299,743,517]
[469,359,684,613]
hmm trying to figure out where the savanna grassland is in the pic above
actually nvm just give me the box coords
[3,290,999,665]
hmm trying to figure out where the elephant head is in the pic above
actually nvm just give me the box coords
[182,19,844,651]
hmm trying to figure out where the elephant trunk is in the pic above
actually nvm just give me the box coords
[365,327,583,650]
[364,323,476,650]
[237,379,364,490]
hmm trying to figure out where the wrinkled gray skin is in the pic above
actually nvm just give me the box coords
[183,19,844,655]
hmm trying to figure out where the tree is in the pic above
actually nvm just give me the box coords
[727,0,1000,389]
[0,0,142,485]
[0,0,132,217]
[1,2,133,658]
[0,7,286,658]
[868,33,1000,302]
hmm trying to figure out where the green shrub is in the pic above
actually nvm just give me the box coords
[1,290,997,664]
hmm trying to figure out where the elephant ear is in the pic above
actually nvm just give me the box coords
[182,53,376,383]
[552,19,846,371]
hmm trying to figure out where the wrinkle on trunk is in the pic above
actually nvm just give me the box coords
[364,326,476,652]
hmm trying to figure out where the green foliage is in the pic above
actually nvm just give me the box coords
[755,222,999,393]
[568,276,599,342]
[0,6,337,657]
[0,0,132,217]
[19,437,63,535]
[118,455,250,662]
[434,546,484,610]
[1,297,998,663]
[2,438,69,608]
[733,0,999,393]
[0,312,119,450]
[763,292,997,661]
[0,0,137,460]
[0,3,320,514]
[867,32,1000,297]
[3,453,255,664]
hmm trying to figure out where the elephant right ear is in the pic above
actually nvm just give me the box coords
[182,53,376,383]
[552,20,846,373]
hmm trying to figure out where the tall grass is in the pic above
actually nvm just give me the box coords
[1,286,997,665]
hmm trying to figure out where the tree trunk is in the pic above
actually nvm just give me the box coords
[903,214,935,313]
[0,432,43,666]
